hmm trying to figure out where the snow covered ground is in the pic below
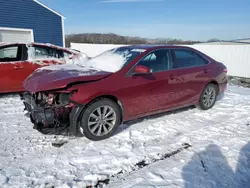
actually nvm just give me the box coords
[0,85,250,188]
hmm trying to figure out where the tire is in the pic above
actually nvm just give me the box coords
[197,83,218,110]
[80,98,121,141]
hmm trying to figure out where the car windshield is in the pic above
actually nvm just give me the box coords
[76,47,146,72]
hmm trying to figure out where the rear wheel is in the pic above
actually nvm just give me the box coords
[80,99,121,141]
[198,83,218,110]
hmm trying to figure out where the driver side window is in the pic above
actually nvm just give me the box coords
[137,49,170,73]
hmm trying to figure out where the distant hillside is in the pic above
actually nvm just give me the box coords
[65,33,201,47]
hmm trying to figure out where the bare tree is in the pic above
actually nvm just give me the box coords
[65,33,201,47]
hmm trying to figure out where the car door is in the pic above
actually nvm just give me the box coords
[0,44,27,93]
[169,48,211,106]
[119,49,184,118]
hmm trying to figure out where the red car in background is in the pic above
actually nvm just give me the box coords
[22,45,228,141]
[0,42,83,93]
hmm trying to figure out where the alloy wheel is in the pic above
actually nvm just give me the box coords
[203,86,216,108]
[87,105,117,136]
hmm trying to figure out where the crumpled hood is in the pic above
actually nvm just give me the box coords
[23,64,112,92]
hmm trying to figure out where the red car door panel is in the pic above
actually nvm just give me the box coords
[118,72,174,118]
[13,61,42,91]
[167,66,210,107]
[169,48,213,107]
[0,44,26,92]
[115,49,185,119]
[0,61,38,92]
[0,63,17,92]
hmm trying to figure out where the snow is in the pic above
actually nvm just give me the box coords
[27,44,84,64]
[35,64,102,78]
[0,86,250,187]
[38,64,101,75]
[64,53,89,65]
[49,48,134,73]
[0,42,88,67]
[27,44,132,74]
[24,44,89,68]
[76,49,132,72]
[70,43,127,57]
[0,42,131,73]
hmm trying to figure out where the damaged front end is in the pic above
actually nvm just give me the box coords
[21,90,84,136]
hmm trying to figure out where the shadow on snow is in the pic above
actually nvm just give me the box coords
[182,141,250,188]
[115,93,225,136]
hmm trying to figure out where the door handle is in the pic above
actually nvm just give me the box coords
[169,75,175,80]
[203,69,210,73]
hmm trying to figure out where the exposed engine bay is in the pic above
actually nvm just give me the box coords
[21,91,83,136]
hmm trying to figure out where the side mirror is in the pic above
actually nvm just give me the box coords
[133,65,150,75]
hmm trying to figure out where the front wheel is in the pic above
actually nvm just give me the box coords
[198,83,218,110]
[80,99,121,141]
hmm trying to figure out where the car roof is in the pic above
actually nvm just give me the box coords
[0,42,79,54]
[0,42,64,49]
[121,44,193,50]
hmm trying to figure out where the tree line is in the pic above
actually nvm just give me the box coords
[65,33,202,47]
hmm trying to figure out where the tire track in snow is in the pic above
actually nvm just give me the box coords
[0,86,250,187]
[108,87,250,187]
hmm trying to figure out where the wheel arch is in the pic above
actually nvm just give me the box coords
[197,80,219,110]
[82,95,124,122]
[196,80,219,104]
[205,80,219,94]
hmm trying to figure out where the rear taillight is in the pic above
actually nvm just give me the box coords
[217,62,227,74]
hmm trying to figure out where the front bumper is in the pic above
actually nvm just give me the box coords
[22,92,55,125]
[21,92,84,136]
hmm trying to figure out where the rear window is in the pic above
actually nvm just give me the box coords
[172,49,209,69]
[28,45,64,60]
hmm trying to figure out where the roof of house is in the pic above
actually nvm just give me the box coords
[33,0,65,19]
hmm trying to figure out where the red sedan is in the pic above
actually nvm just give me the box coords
[22,45,228,141]
[0,42,81,93]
